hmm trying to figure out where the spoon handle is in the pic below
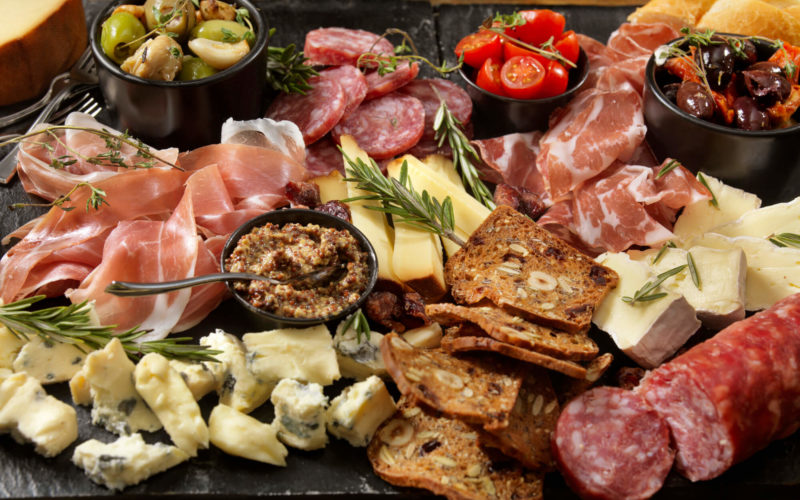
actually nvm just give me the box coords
[105,273,269,297]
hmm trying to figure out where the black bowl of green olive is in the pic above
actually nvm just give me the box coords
[644,33,800,204]
[89,0,268,150]
[220,209,379,331]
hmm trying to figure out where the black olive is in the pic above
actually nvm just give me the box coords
[733,96,770,130]
[697,38,735,91]
[732,38,758,69]
[676,81,715,120]
[662,82,681,103]
[747,61,784,77]
[742,68,791,106]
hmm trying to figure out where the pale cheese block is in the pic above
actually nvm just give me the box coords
[630,245,747,330]
[0,372,77,457]
[421,154,464,188]
[134,353,209,457]
[593,252,701,369]
[242,324,340,386]
[169,359,219,401]
[711,196,800,239]
[698,0,800,45]
[333,320,386,380]
[0,0,87,105]
[0,326,26,370]
[339,135,400,283]
[209,404,287,465]
[401,322,443,349]
[79,338,161,435]
[672,174,762,245]
[270,379,329,450]
[12,335,87,384]
[689,232,800,310]
[314,170,348,203]
[326,375,396,447]
[72,433,189,491]
[386,158,447,302]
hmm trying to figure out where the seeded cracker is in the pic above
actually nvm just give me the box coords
[479,368,559,471]
[444,205,618,334]
[442,324,588,379]
[425,303,598,361]
[380,332,522,428]
[368,399,544,500]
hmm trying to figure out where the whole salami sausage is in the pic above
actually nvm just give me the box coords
[552,386,674,500]
[637,292,800,481]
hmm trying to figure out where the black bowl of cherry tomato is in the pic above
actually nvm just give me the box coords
[643,32,800,204]
[454,9,590,135]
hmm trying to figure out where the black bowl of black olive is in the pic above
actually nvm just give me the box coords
[643,32,800,204]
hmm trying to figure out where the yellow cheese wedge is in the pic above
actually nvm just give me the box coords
[421,154,464,188]
[313,170,348,203]
[0,0,87,105]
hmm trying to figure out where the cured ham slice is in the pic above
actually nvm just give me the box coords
[471,131,548,202]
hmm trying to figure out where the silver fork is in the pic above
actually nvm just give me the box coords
[0,47,97,129]
[0,91,102,184]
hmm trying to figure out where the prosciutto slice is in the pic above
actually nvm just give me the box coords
[471,131,548,203]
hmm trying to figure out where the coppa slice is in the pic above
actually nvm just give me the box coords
[444,205,619,334]
[368,399,544,500]
[380,332,522,429]
[332,93,425,160]
[304,27,394,67]
[480,368,560,471]
[265,75,346,145]
[425,303,599,361]
[442,324,588,379]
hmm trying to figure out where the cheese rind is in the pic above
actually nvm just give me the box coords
[326,375,396,447]
[593,252,700,368]
[270,379,329,451]
[333,321,386,380]
[13,335,87,384]
[134,353,209,456]
[712,196,800,239]
[72,433,188,491]
[209,404,288,465]
[0,372,77,457]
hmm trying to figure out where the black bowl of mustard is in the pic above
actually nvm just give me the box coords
[89,0,268,150]
[220,208,378,331]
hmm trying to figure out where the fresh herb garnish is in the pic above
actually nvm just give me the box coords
[10,182,109,212]
[769,232,800,248]
[652,240,676,264]
[696,172,719,208]
[433,100,495,210]
[687,251,701,289]
[357,28,463,77]
[0,296,220,363]
[341,309,371,343]
[483,14,576,69]
[656,159,680,179]
[266,29,319,95]
[220,27,240,43]
[622,265,687,305]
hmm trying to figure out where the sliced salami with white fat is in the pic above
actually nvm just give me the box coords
[318,65,367,118]
[331,92,424,160]
[364,62,419,100]
[304,136,343,177]
[395,78,472,141]
[265,75,346,146]
[304,27,394,67]
[552,386,674,500]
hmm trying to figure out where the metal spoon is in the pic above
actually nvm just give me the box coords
[105,265,343,297]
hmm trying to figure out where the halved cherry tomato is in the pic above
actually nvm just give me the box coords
[475,57,506,96]
[538,60,569,98]
[500,55,545,99]
[506,10,565,48]
[503,41,550,68]
[455,30,503,68]
[554,30,580,65]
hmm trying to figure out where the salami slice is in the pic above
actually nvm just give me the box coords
[318,65,367,118]
[304,27,393,67]
[637,292,800,482]
[304,136,343,177]
[331,93,424,160]
[265,75,346,145]
[364,62,420,100]
[395,78,473,141]
[552,386,674,500]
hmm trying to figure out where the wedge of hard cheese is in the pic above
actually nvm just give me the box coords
[593,252,700,369]
[0,0,87,105]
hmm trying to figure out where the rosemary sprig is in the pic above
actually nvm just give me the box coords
[769,232,800,248]
[266,29,319,95]
[622,265,687,305]
[687,251,701,289]
[356,28,463,77]
[651,240,676,264]
[340,309,371,343]
[656,159,680,179]
[483,14,576,69]
[696,172,719,208]
[9,182,108,212]
[0,296,220,362]
[341,152,465,247]
[433,100,495,210]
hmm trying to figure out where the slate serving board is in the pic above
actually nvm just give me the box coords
[1,1,800,498]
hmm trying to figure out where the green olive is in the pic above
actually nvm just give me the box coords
[143,0,196,40]
[179,56,219,80]
[191,20,252,46]
[100,12,146,64]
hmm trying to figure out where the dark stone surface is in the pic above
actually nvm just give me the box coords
[1,1,799,498]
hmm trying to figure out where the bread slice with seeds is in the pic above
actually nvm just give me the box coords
[444,206,618,334]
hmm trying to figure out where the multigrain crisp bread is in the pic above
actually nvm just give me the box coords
[425,303,599,361]
[442,325,588,379]
[479,368,560,471]
[380,332,522,429]
[444,205,619,334]
[552,353,615,405]
[368,399,544,500]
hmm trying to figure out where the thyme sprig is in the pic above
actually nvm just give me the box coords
[433,100,495,210]
[266,29,319,95]
[483,14,576,69]
[769,232,800,248]
[341,152,465,247]
[9,182,108,212]
[622,265,687,305]
[0,296,220,363]
[341,309,371,344]
[356,28,463,77]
